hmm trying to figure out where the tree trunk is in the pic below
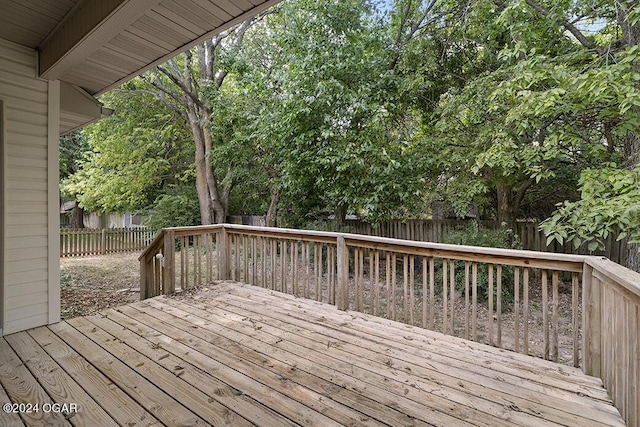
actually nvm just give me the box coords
[188,110,213,225]
[624,132,640,271]
[495,184,514,226]
[266,188,279,227]
[334,204,348,228]
[626,243,640,273]
[71,203,84,228]
[187,106,227,225]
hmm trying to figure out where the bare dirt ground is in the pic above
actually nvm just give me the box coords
[59,253,141,319]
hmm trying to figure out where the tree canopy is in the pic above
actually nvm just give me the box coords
[64,0,640,270]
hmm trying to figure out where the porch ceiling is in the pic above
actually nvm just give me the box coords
[0,0,281,133]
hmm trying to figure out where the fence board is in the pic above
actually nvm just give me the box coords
[60,228,155,257]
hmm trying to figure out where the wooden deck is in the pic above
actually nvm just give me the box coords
[0,282,625,427]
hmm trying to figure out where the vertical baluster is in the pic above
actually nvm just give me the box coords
[373,250,380,317]
[429,257,435,330]
[497,264,502,348]
[243,235,249,283]
[472,262,478,341]
[514,267,520,353]
[450,259,455,334]
[252,236,257,285]
[442,259,448,334]
[327,245,333,304]
[260,236,269,289]
[464,261,470,340]
[523,267,530,355]
[422,257,428,329]
[354,247,360,309]
[488,264,494,345]
[281,239,288,293]
[542,269,549,360]
[316,242,322,301]
[261,237,267,288]
[572,272,579,367]
[186,236,191,287]
[552,271,559,362]
[205,233,212,283]
[197,234,203,286]
[303,242,309,299]
[180,236,186,290]
[271,239,277,290]
[191,235,197,286]
[404,254,409,322]
[386,252,391,318]
[234,235,240,281]
[369,250,374,314]
[391,253,397,321]
[291,241,299,295]
[410,255,415,325]
[334,245,339,304]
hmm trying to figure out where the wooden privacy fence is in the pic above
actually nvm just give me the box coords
[345,219,628,266]
[60,227,155,257]
[140,224,640,427]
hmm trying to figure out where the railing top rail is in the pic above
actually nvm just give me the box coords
[138,230,166,260]
[223,224,587,272]
[587,256,640,301]
[163,224,224,234]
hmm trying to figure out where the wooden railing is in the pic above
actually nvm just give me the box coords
[140,224,640,426]
[61,227,155,257]
[345,219,628,266]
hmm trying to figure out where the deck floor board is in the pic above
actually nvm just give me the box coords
[0,281,627,427]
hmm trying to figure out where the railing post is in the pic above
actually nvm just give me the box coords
[140,257,149,301]
[162,229,175,294]
[218,226,230,280]
[336,236,349,311]
[582,263,601,377]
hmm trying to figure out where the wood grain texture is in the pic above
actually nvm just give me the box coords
[0,281,627,427]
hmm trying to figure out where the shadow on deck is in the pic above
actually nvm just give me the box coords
[0,282,625,426]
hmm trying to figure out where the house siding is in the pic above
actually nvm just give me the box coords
[0,38,56,335]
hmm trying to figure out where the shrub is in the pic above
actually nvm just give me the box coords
[142,187,201,230]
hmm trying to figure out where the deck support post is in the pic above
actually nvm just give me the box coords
[140,256,148,300]
[163,229,175,294]
[582,263,601,377]
[336,235,349,310]
[218,227,230,280]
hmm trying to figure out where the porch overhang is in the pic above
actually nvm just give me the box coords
[0,0,282,133]
[60,82,112,135]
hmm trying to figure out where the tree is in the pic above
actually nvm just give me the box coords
[138,17,265,224]
[404,0,640,270]
[59,130,90,227]
[251,0,427,225]
[519,0,640,270]
[62,87,193,215]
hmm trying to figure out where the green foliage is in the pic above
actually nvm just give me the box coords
[59,130,90,181]
[249,0,426,223]
[442,221,522,307]
[62,86,193,214]
[541,164,640,251]
[444,221,522,250]
[142,186,201,230]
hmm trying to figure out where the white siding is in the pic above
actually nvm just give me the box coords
[0,38,56,335]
